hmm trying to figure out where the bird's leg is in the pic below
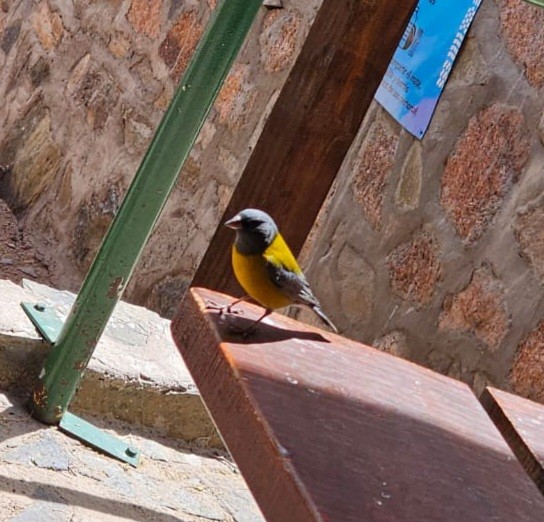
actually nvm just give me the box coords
[206,295,250,316]
[226,295,251,314]
[229,308,272,337]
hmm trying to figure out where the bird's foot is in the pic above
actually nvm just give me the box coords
[205,300,243,316]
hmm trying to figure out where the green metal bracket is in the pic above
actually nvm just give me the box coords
[22,302,141,466]
[60,412,140,467]
[27,0,263,425]
[523,0,544,7]
[21,302,64,344]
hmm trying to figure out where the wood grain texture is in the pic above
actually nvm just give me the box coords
[171,288,544,522]
[481,387,544,495]
[192,0,417,296]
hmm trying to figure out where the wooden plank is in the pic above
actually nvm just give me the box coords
[171,287,544,522]
[192,0,417,295]
[481,387,544,495]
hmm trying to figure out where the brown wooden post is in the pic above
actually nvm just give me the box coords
[192,0,416,295]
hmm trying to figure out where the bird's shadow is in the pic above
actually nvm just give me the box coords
[208,310,331,345]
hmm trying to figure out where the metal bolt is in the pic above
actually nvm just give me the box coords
[125,447,137,458]
[34,303,45,312]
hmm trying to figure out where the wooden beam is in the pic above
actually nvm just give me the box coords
[171,288,544,522]
[192,0,416,295]
[481,387,544,495]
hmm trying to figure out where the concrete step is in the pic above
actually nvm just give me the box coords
[0,279,220,446]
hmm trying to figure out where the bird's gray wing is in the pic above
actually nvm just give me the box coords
[265,261,320,307]
[265,258,339,333]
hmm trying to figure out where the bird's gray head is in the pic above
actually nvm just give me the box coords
[225,208,278,255]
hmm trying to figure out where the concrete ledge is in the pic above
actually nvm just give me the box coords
[0,279,221,446]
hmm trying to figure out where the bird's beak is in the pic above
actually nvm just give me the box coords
[224,215,242,229]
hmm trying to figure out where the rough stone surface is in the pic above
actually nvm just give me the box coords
[395,142,422,211]
[0,199,51,286]
[0,392,263,521]
[441,104,530,244]
[72,184,122,272]
[127,0,163,38]
[372,331,409,358]
[32,1,64,51]
[336,243,375,326]
[215,64,257,128]
[3,0,544,413]
[300,0,543,395]
[259,9,302,73]
[0,278,220,445]
[159,10,203,82]
[5,432,71,471]
[1,104,61,212]
[68,55,120,131]
[515,198,544,282]
[387,230,442,306]
[498,0,544,88]
[510,321,544,403]
[439,267,509,352]
[0,0,320,320]
[352,118,399,229]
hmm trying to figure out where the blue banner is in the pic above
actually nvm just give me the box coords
[375,0,482,139]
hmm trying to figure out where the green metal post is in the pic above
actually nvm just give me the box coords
[28,0,263,424]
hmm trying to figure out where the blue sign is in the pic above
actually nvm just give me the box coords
[375,0,482,139]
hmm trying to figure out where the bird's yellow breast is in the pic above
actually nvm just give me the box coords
[231,233,300,310]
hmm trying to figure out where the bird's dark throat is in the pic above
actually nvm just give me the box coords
[235,229,275,255]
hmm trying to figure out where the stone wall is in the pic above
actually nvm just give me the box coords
[0,0,320,317]
[2,0,544,404]
[299,0,544,400]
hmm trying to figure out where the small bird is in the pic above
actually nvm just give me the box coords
[223,208,337,334]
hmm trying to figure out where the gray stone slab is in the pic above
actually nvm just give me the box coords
[0,392,263,521]
[21,279,195,391]
[0,278,219,445]
[4,432,71,471]
[11,502,72,522]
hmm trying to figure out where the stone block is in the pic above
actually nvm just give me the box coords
[0,278,219,445]
[32,1,63,50]
[67,54,120,131]
[214,63,257,128]
[5,432,71,471]
[515,198,544,283]
[145,275,189,320]
[3,108,61,212]
[510,320,544,403]
[122,108,153,155]
[387,229,442,306]
[259,9,302,73]
[441,104,530,244]
[373,331,409,358]
[127,0,163,38]
[336,243,375,324]
[29,56,50,86]
[395,142,422,211]
[499,0,544,89]
[1,21,21,55]
[108,31,131,59]
[352,117,399,229]
[158,10,203,83]
[439,266,509,352]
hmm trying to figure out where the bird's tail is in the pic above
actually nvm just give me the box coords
[311,305,338,334]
